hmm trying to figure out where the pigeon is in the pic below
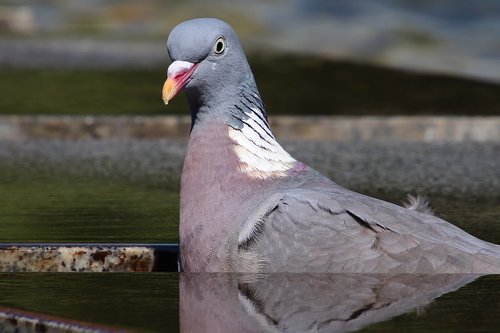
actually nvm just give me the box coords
[162,18,500,273]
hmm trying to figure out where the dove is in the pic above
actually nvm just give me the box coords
[162,18,500,273]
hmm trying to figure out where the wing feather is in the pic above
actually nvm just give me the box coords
[237,187,500,273]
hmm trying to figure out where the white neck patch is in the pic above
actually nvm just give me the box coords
[228,113,295,179]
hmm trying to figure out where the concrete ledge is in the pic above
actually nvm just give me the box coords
[1,115,499,142]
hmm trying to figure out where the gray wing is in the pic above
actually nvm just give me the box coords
[237,188,500,273]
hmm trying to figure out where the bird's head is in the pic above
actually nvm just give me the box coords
[162,18,252,107]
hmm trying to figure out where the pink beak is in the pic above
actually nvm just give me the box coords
[162,61,198,105]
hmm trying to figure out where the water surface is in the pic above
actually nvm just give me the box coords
[0,273,499,332]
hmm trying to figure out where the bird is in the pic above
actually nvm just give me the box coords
[162,18,500,273]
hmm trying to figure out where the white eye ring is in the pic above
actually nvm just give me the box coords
[213,37,226,55]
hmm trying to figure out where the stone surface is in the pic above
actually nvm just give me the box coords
[1,115,499,142]
[0,245,154,272]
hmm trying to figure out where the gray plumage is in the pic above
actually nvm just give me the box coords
[180,273,478,333]
[164,18,500,273]
[403,194,434,215]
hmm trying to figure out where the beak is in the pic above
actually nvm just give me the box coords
[162,60,198,105]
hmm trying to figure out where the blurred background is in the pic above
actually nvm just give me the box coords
[2,0,500,77]
[1,0,500,115]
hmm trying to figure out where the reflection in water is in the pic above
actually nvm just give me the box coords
[180,274,478,333]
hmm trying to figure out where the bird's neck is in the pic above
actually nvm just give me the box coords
[226,97,297,179]
[186,74,260,124]
[189,74,297,179]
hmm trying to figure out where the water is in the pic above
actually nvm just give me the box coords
[0,273,179,332]
[0,273,499,332]
[0,135,499,331]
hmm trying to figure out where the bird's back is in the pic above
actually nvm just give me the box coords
[243,175,500,273]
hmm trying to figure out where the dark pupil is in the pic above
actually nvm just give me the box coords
[216,41,224,53]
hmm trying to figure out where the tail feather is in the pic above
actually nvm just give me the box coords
[403,194,434,215]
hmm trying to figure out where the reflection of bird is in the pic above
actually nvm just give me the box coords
[180,273,478,333]
[162,18,500,273]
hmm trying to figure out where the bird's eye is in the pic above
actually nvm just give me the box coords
[213,37,226,55]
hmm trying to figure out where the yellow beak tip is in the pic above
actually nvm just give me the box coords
[162,78,176,106]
